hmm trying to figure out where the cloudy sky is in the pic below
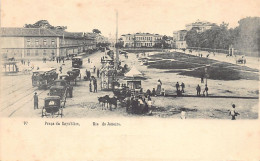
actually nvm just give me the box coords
[1,0,260,37]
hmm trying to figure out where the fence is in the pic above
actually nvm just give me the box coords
[187,47,259,57]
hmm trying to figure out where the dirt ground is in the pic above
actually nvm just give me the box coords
[1,50,259,119]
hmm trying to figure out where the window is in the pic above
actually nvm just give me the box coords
[35,40,39,46]
[27,39,31,45]
[43,39,47,45]
[35,50,39,56]
[51,39,55,45]
[27,50,30,56]
[43,50,47,56]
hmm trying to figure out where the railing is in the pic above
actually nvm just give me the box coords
[186,47,259,57]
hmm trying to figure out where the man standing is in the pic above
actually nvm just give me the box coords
[203,84,209,96]
[229,104,239,120]
[175,82,180,92]
[93,78,97,93]
[34,92,38,109]
[93,66,96,73]
[181,82,185,93]
[196,84,201,96]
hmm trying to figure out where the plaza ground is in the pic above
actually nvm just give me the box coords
[0,49,259,119]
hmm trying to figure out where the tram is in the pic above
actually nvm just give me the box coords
[2,61,19,75]
[72,56,83,68]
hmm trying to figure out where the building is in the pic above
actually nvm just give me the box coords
[120,33,163,48]
[0,27,95,60]
[173,30,187,49]
[185,19,216,33]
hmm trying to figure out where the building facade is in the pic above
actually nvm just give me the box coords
[120,33,163,48]
[173,30,187,49]
[185,19,216,33]
[0,28,95,60]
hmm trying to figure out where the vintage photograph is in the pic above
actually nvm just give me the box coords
[0,0,259,120]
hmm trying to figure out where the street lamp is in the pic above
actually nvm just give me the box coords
[205,64,210,85]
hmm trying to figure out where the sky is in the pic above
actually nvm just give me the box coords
[1,0,260,37]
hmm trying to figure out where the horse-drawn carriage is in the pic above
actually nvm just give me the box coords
[52,80,73,98]
[236,55,246,64]
[42,96,63,118]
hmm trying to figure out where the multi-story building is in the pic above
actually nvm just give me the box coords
[120,33,163,48]
[173,30,187,49]
[0,28,95,60]
[185,19,216,33]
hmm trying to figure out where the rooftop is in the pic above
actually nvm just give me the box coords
[0,27,94,39]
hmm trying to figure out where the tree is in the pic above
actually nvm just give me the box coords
[92,29,101,34]
[24,20,67,30]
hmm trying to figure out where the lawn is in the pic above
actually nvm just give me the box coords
[147,52,259,80]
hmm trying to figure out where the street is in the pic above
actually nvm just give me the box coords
[0,49,258,119]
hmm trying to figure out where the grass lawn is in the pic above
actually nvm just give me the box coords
[147,52,259,80]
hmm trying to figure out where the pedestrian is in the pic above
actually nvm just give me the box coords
[146,89,151,96]
[181,82,185,93]
[59,66,62,74]
[27,59,30,66]
[161,88,165,96]
[97,69,100,78]
[62,57,64,63]
[180,110,186,119]
[56,57,58,63]
[152,88,156,96]
[93,66,96,73]
[34,92,38,109]
[196,84,201,96]
[89,82,92,92]
[88,58,90,63]
[93,78,97,93]
[229,104,239,120]
[201,74,204,83]
[175,82,180,92]
[203,84,209,96]
[156,79,162,95]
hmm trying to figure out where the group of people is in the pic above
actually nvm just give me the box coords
[196,84,209,96]
[175,82,185,96]
[125,94,152,114]
[56,57,65,63]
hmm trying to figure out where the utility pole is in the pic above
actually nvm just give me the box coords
[115,10,119,70]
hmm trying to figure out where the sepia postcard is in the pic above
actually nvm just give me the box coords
[0,0,260,160]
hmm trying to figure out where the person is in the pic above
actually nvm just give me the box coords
[203,84,209,96]
[201,74,204,83]
[156,79,162,95]
[196,84,201,96]
[62,57,65,63]
[34,92,38,109]
[56,57,59,63]
[147,99,152,108]
[93,78,97,93]
[88,58,90,63]
[59,66,62,74]
[27,59,30,66]
[93,66,96,73]
[175,82,180,92]
[180,110,186,119]
[97,69,100,78]
[146,89,151,96]
[152,88,156,96]
[229,104,239,120]
[161,88,165,96]
[181,82,185,93]
[89,82,92,92]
